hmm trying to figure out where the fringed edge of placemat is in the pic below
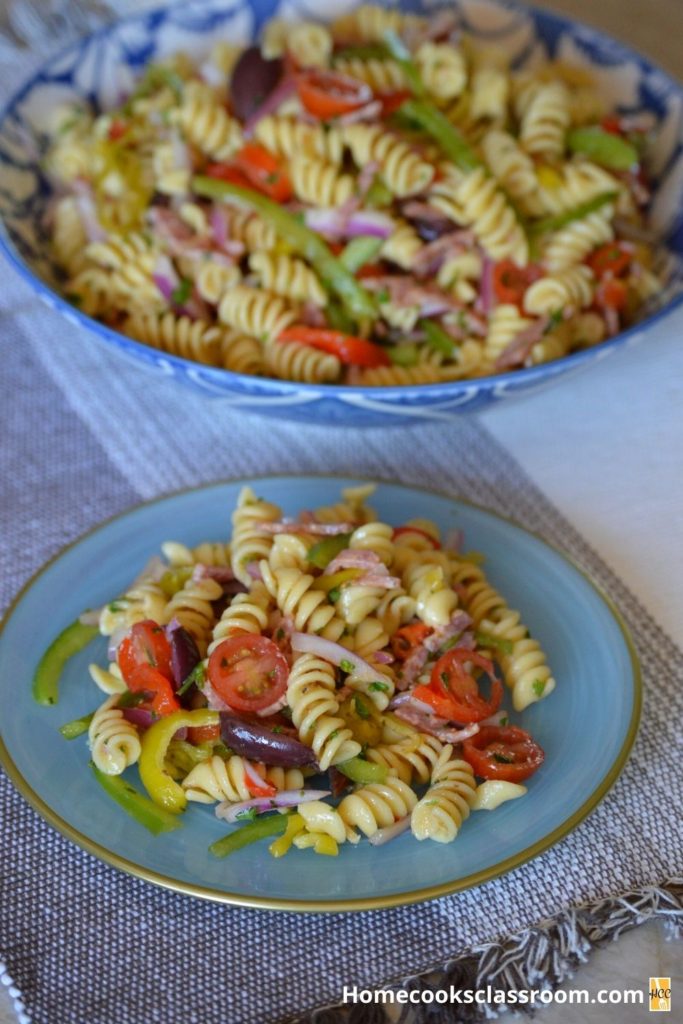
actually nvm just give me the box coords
[0,959,30,1024]
[301,879,683,1023]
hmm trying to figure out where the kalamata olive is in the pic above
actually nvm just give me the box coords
[412,217,456,242]
[165,622,201,690]
[220,713,317,767]
[229,46,283,122]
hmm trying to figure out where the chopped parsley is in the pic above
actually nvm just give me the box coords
[493,752,514,764]
[368,681,389,693]
[177,661,206,696]
[532,679,546,697]
[340,659,355,674]
[353,695,371,719]
[235,807,258,822]
[328,587,341,603]
[475,632,513,655]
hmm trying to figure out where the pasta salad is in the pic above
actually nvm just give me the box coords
[44,4,667,387]
[35,484,549,858]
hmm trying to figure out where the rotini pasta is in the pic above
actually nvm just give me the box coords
[44,5,664,383]
[44,482,552,860]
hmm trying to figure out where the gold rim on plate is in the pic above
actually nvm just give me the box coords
[0,475,642,912]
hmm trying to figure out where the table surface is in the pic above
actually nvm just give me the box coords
[1,1,682,1022]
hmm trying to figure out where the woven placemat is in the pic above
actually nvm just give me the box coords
[0,307,681,1024]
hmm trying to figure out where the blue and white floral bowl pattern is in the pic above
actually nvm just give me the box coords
[1,0,683,426]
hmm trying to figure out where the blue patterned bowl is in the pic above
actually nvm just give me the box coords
[1,0,683,426]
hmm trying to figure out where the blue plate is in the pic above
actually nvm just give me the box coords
[0,478,640,910]
[0,0,682,425]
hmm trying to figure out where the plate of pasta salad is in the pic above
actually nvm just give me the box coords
[0,478,640,909]
[1,2,683,424]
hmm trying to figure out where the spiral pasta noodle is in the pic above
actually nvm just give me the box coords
[253,116,343,164]
[264,339,341,384]
[88,696,141,775]
[123,312,225,365]
[338,777,418,838]
[99,578,167,636]
[524,266,595,315]
[44,4,664,387]
[208,580,272,653]
[230,486,281,587]
[402,553,459,627]
[174,80,242,161]
[367,734,444,785]
[411,746,476,843]
[249,253,326,306]
[349,521,394,566]
[161,541,231,567]
[287,654,361,769]
[182,755,304,803]
[260,565,344,641]
[161,576,223,655]
[289,155,355,207]
[343,125,434,198]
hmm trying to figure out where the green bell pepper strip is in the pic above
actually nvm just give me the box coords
[420,318,457,357]
[333,43,389,62]
[399,98,481,172]
[59,690,148,740]
[567,127,638,171]
[529,191,618,236]
[209,812,290,857]
[139,708,220,813]
[308,532,353,570]
[337,756,388,784]
[475,631,513,655]
[91,763,183,835]
[33,620,99,706]
[383,30,426,99]
[59,713,94,740]
[192,177,377,321]
[339,236,384,274]
[388,343,419,367]
[325,301,356,335]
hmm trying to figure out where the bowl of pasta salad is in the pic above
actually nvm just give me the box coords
[0,478,640,908]
[0,0,682,425]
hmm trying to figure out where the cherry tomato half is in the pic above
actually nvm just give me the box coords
[586,242,631,279]
[377,89,412,117]
[205,163,253,189]
[278,326,390,368]
[413,648,502,723]
[118,620,173,683]
[207,635,289,713]
[297,69,372,119]
[596,276,628,311]
[493,260,543,308]
[391,623,433,662]
[124,664,180,718]
[462,725,545,781]
[234,143,293,202]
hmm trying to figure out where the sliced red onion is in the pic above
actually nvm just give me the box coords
[153,254,181,303]
[191,564,237,585]
[494,316,550,371]
[603,305,620,336]
[324,549,381,575]
[245,561,263,580]
[243,75,297,135]
[291,633,393,687]
[372,651,394,665]
[345,211,395,239]
[256,520,354,536]
[204,681,232,712]
[368,814,411,846]
[122,707,155,729]
[215,788,331,823]
[480,709,510,727]
[199,59,226,90]
[304,207,346,239]
[337,99,382,125]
